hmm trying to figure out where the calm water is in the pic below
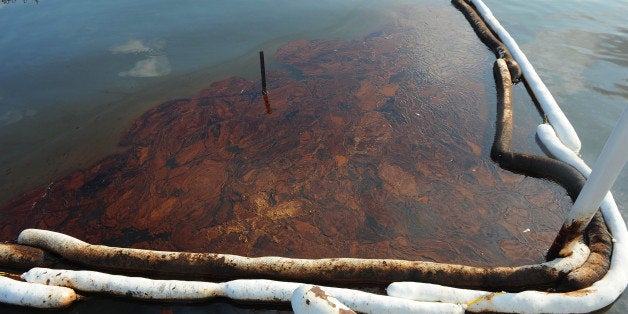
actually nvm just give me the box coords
[0,0,626,312]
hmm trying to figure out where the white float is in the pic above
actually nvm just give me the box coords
[291,285,355,314]
[22,267,223,301]
[22,268,465,313]
[0,276,76,309]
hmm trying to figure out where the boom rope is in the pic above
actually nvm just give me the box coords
[452,0,522,83]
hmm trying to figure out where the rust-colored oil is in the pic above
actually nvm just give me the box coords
[0,5,571,270]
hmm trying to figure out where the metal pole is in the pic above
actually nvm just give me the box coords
[259,51,268,95]
[548,106,628,258]
[259,50,271,113]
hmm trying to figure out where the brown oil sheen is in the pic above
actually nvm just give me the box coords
[0,4,571,268]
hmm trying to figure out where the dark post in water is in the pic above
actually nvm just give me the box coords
[259,51,271,113]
